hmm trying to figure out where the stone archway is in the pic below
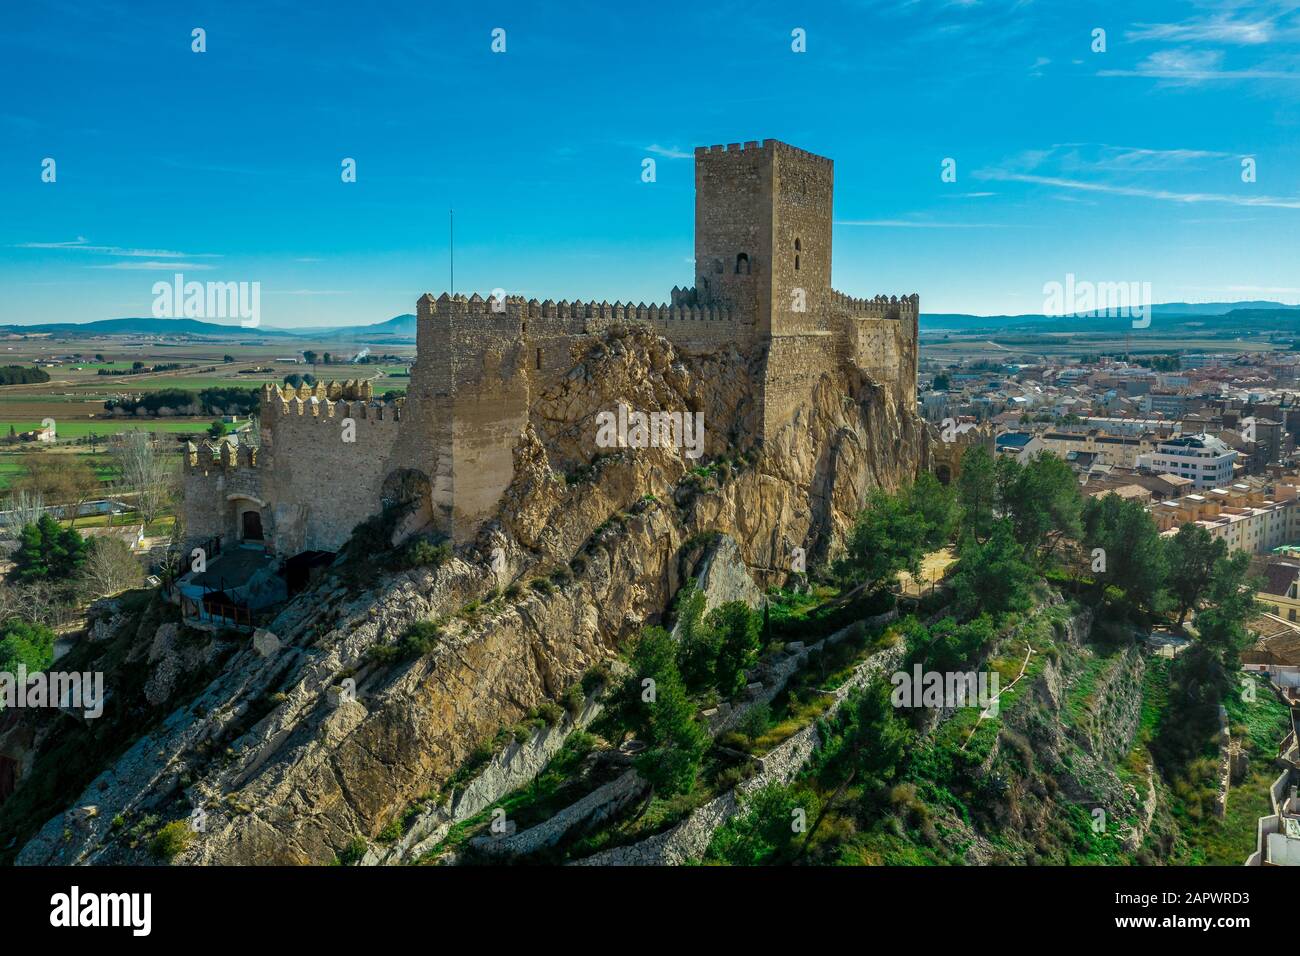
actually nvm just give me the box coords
[242,509,264,540]
[227,494,269,546]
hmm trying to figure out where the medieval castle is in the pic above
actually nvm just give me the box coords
[183,140,919,558]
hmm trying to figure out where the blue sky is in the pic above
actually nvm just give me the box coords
[3,0,1300,326]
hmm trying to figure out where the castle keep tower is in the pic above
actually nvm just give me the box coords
[694,141,834,338]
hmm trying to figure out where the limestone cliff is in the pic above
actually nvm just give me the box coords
[13,325,925,866]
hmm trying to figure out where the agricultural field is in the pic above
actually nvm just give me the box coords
[0,446,122,494]
[0,332,415,490]
[919,326,1286,366]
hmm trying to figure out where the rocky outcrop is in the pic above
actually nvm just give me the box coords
[14,325,924,866]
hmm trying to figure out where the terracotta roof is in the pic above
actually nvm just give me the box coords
[1260,561,1300,598]
[1247,617,1300,665]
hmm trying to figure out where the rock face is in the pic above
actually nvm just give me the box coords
[14,326,925,866]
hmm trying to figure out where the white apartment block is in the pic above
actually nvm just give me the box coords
[1137,434,1236,489]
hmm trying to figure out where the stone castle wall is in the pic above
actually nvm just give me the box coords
[258,397,404,553]
[183,390,404,554]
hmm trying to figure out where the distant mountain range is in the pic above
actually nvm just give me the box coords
[261,314,417,339]
[6,301,1300,341]
[0,314,418,341]
[920,301,1300,333]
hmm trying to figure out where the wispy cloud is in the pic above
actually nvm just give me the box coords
[1099,49,1300,82]
[645,144,691,159]
[1185,284,1300,295]
[265,289,351,296]
[11,237,221,259]
[835,219,1014,228]
[1071,144,1233,171]
[89,261,217,271]
[976,169,1300,209]
[1126,13,1282,46]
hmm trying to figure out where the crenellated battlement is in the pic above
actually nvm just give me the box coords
[265,396,403,421]
[831,291,920,319]
[694,139,833,170]
[420,291,739,325]
[262,379,375,404]
[185,439,260,474]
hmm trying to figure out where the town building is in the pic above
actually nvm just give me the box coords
[1137,434,1237,489]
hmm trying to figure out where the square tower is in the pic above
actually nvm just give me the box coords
[693,140,834,338]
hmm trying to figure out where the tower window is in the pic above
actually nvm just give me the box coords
[735,252,750,275]
[794,237,801,271]
[535,348,542,370]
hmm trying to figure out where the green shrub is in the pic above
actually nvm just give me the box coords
[581,662,610,695]
[562,684,585,718]
[736,702,772,740]
[149,821,194,861]
[399,537,451,570]
[400,621,442,656]
[511,723,534,744]
[366,620,443,667]
[0,620,56,677]
[335,836,367,866]
[719,731,753,753]
[537,701,564,726]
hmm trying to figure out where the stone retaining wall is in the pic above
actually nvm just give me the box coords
[711,608,898,735]
[363,696,604,865]
[571,639,907,865]
[468,769,646,860]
